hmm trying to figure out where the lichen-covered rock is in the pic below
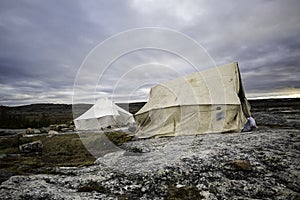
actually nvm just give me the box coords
[1,129,300,199]
[19,140,43,153]
[25,128,41,134]
[25,128,34,134]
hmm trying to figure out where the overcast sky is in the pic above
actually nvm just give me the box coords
[0,0,299,105]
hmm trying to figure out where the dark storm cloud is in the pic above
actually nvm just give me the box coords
[176,0,300,95]
[0,0,110,105]
[237,36,300,91]
[0,0,299,105]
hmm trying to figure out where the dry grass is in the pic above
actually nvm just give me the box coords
[0,134,95,178]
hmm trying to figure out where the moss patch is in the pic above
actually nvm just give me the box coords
[104,131,133,146]
[77,181,108,193]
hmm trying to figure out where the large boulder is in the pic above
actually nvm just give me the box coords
[25,128,34,134]
[47,130,59,137]
[19,140,43,154]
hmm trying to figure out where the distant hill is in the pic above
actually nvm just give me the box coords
[0,104,74,129]
[0,98,299,129]
[0,102,146,129]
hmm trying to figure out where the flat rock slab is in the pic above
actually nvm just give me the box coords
[1,129,299,199]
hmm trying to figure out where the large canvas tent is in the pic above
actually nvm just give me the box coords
[135,62,251,138]
[74,99,135,130]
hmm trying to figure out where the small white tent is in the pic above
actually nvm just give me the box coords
[74,99,135,130]
[135,62,251,138]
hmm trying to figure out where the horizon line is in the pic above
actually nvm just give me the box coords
[1,96,299,107]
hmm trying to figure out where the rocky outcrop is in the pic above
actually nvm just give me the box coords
[1,129,299,199]
[49,123,75,132]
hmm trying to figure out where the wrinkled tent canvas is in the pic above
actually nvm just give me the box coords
[74,99,135,130]
[135,62,251,138]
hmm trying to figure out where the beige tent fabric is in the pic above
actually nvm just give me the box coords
[74,99,135,130]
[135,62,251,138]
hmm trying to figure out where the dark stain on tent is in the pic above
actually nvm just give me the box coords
[216,111,225,121]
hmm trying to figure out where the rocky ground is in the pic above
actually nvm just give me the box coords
[0,99,299,199]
